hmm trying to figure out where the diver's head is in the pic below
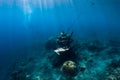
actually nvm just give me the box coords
[60,31,66,36]
[61,31,64,35]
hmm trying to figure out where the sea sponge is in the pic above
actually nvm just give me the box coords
[61,61,78,77]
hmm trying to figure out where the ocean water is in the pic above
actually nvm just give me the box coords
[0,0,120,80]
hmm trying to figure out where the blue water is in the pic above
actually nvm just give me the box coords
[0,0,120,80]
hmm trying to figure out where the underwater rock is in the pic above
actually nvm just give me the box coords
[61,61,78,77]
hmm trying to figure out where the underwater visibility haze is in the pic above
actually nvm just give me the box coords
[0,0,120,80]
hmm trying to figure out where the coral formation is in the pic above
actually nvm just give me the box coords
[5,32,120,80]
[61,60,78,77]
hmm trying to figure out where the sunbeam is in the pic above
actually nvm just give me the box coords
[14,0,74,24]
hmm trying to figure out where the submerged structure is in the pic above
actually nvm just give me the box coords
[51,32,78,69]
[61,60,78,78]
[6,31,120,80]
[53,32,79,79]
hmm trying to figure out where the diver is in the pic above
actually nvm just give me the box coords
[52,31,78,68]
[54,31,73,55]
[56,31,73,48]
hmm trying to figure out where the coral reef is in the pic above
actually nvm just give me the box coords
[61,61,78,77]
[5,32,120,80]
